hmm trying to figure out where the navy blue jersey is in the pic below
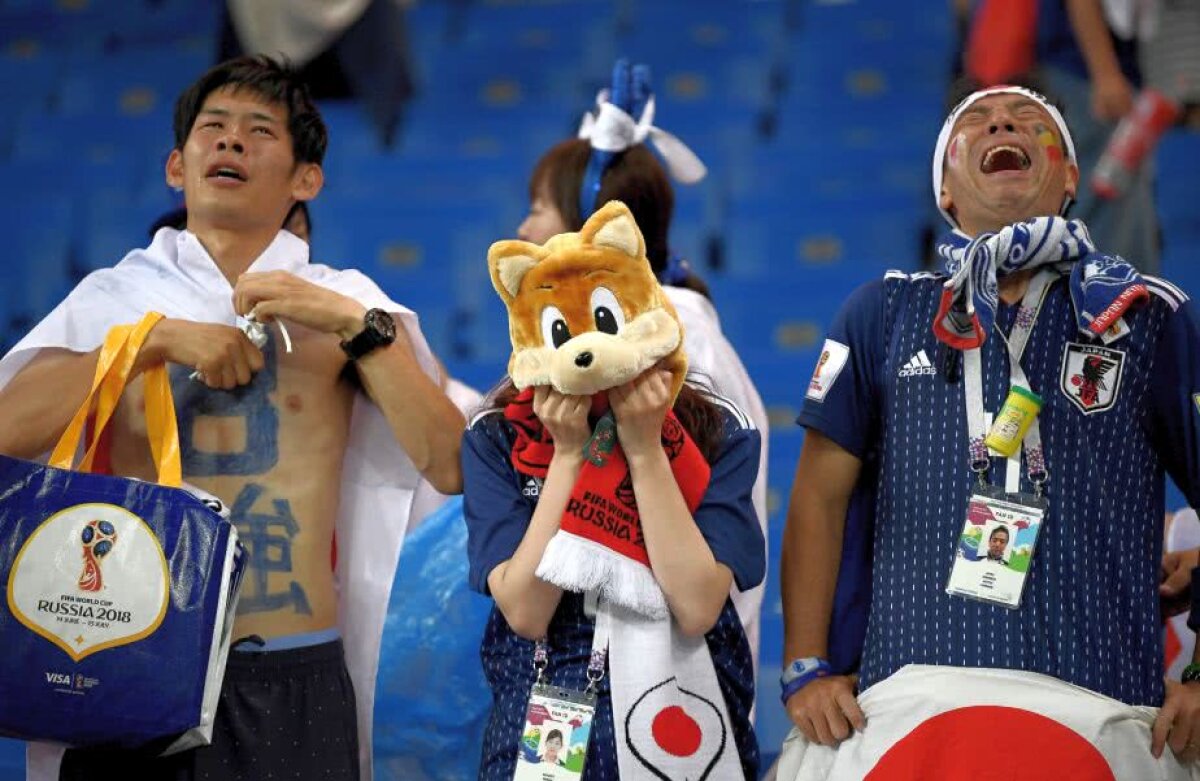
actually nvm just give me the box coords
[800,270,1200,706]
[462,396,764,780]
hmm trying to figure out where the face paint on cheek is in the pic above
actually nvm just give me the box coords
[1035,123,1063,163]
[947,132,967,168]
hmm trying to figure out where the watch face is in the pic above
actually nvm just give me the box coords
[365,308,397,341]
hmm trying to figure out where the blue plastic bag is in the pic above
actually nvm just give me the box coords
[374,496,493,781]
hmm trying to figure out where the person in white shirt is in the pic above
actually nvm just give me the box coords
[0,54,464,781]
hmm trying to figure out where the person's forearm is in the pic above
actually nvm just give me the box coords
[781,502,844,662]
[489,453,581,639]
[354,329,465,494]
[781,490,848,663]
[0,348,100,459]
[1066,0,1124,81]
[629,449,732,636]
[780,442,857,663]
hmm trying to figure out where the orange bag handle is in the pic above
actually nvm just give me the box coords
[48,312,182,487]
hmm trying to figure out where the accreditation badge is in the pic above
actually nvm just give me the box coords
[512,683,596,781]
[946,487,1045,609]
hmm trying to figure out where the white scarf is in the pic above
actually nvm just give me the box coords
[3,228,436,781]
[597,602,745,779]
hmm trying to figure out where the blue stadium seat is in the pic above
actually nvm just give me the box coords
[78,187,180,273]
[0,1,215,54]
[447,0,616,84]
[12,108,170,196]
[310,196,506,361]
[1156,129,1200,288]
[397,100,570,168]
[56,43,210,117]
[0,38,62,107]
[0,190,73,331]
[619,0,787,67]
[720,204,923,286]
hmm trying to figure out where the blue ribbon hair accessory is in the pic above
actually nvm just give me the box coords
[576,59,708,220]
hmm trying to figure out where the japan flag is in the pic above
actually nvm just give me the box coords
[776,665,1199,781]
[624,678,730,778]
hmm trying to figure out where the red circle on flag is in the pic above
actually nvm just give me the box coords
[866,706,1115,780]
[651,706,702,757]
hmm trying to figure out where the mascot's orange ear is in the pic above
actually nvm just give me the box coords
[487,240,546,305]
[579,201,645,260]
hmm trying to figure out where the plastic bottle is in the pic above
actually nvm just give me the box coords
[1092,88,1181,200]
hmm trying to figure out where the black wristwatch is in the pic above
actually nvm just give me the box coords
[1183,663,1200,685]
[340,308,396,360]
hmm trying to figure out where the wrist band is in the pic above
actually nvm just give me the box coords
[779,658,832,705]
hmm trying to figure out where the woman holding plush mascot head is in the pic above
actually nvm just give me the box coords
[463,200,764,779]
[517,60,771,699]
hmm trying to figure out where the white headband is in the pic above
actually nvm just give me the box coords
[577,89,707,184]
[932,85,1076,227]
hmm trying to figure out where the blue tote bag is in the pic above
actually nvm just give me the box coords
[0,312,245,751]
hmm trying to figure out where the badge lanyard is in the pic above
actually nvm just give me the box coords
[962,268,1057,496]
[531,610,608,695]
[948,269,1056,609]
[513,597,608,780]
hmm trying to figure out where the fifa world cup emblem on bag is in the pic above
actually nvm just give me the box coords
[78,520,118,592]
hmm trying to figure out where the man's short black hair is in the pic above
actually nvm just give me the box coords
[989,525,1010,542]
[173,55,328,165]
[285,200,311,232]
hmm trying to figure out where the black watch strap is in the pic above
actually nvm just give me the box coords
[340,308,396,360]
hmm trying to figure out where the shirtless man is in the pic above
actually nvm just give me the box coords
[0,55,464,780]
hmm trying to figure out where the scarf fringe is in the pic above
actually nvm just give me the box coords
[537,531,669,619]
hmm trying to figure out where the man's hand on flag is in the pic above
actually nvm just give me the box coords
[1152,678,1200,764]
[785,674,866,746]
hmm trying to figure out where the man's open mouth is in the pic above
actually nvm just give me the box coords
[980,145,1031,174]
[206,164,247,182]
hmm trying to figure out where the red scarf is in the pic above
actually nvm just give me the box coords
[505,387,710,567]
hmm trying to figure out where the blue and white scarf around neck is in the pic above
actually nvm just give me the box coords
[934,217,1148,350]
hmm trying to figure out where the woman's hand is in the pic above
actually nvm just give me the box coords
[532,386,591,456]
[610,369,673,458]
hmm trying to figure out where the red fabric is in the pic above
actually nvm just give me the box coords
[965,0,1038,87]
[932,288,988,350]
[1166,621,1183,671]
[83,414,115,475]
[866,706,1116,780]
[505,387,711,567]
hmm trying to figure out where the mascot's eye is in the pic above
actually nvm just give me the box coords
[590,287,626,335]
[540,305,571,348]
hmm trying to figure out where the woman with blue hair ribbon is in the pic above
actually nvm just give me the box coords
[515,59,771,712]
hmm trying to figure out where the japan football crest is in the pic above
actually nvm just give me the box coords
[1060,343,1124,414]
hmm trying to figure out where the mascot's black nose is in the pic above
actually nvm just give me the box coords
[574,351,594,368]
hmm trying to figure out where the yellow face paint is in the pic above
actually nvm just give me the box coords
[1035,123,1062,162]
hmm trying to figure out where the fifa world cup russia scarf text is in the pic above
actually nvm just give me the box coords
[934,216,1148,350]
[504,387,710,566]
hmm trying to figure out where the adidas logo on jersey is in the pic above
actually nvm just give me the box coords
[522,477,543,498]
[898,349,937,377]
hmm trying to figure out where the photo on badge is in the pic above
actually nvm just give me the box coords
[514,689,593,781]
[947,494,1043,608]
